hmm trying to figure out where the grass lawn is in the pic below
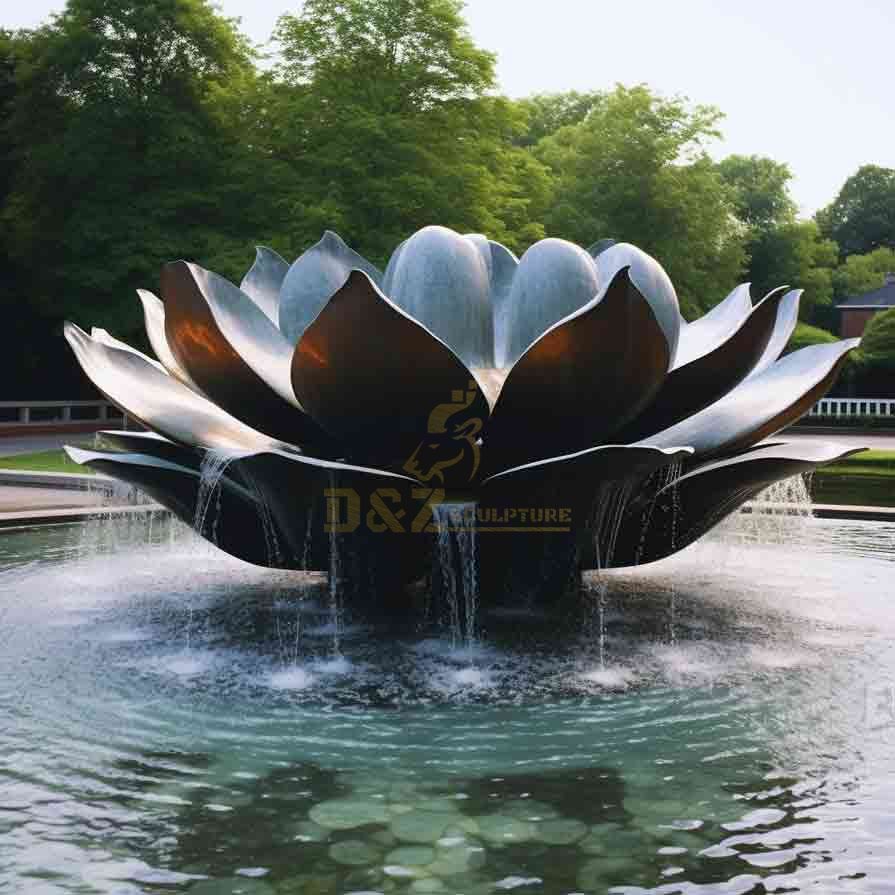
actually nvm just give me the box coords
[812,449,895,478]
[0,449,94,474]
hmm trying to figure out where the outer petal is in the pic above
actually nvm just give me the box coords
[673,283,756,368]
[65,443,425,590]
[476,443,693,602]
[617,286,792,441]
[497,237,600,369]
[136,289,203,390]
[485,268,673,472]
[90,327,166,374]
[602,441,863,568]
[593,242,681,363]
[292,270,489,476]
[641,339,861,459]
[63,323,280,453]
[239,246,289,324]
[278,231,383,344]
[161,260,338,454]
[382,225,495,369]
[747,288,801,378]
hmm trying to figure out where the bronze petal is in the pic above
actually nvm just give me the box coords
[292,270,489,481]
[485,267,672,472]
[162,260,338,455]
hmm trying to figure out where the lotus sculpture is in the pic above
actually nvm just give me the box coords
[64,226,859,610]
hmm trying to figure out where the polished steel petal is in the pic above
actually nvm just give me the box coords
[162,261,338,454]
[240,246,289,324]
[278,231,383,344]
[593,242,681,363]
[485,268,672,472]
[603,440,863,568]
[382,225,495,369]
[64,322,281,453]
[66,444,425,590]
[498,237,600,369]
[673,283,755,368]
[136,289,203,390]
[641,339,861,459]
[90,327,167,374]
[618,286,791,441]
[292,270,489,479]
[747,288,801,378]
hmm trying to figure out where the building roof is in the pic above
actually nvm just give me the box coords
[837,275,895,310]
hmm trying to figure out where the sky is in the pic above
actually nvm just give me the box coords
[6,0,894,216]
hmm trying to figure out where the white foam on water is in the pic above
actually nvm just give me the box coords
[579,666,638,689]
[268,667,317,690]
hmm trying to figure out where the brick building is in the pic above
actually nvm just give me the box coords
[838,272,895,338]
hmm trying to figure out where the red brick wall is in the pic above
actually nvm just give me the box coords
[841,309,880,339]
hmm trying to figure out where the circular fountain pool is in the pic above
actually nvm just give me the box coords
[1,512,894,893]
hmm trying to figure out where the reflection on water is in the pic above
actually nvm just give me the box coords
[0,512,894,893]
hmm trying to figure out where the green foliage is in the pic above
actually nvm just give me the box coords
[717,154,796,230]
[817,164,895,257]
[513,91,602,147]
[787,321,838,353]
[857,307,895,373]
[535,85,746,318]
[268,0,548,260]
[3,0,258,340]
[833,247,895,299]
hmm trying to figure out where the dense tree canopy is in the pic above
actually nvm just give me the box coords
[817,164,895,257]
[833,247,895,299]
[268,0,549,260]
[1,0,893,397]
[535,85,746,318]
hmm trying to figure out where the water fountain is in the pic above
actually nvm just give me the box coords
[62,226,861,621]
[7,225,889,892]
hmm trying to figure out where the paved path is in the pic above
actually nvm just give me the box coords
[0,485,107,513]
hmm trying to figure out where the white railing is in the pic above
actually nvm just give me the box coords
[0,401,127,428]
[808,398,895,418]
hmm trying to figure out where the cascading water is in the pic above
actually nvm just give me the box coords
[431,502,479,651]
[194,449,239,541]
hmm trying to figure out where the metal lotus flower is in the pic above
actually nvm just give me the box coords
[64,226,860,607]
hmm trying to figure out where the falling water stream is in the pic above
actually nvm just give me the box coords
[432,502,479,652]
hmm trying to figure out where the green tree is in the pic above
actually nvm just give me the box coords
[833,247,895,299]
[514,90,601,147]
[817,164,895,257]
[717,154,796,230]
[787,321,838,353]
[854,306,895,396]
[3,0,258,339]
[270,0,548,259]
[535,85,746,318]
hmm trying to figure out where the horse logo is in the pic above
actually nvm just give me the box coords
[403,381,483,485]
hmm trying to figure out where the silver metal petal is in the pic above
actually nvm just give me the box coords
[64,323,281,453]
[382,225,495,369]
[747,288,801,378]
[136,289,202,390]
[618,286,792,441]
[593,242,681,364]
[485,268,673,472]
[278,231,383,344]
[603,440,863,568]
[641,338,861,459]
[162,261,338,454]
[673,283,755,368]
[497,237,600,369]
[239,246,289,324]
[90,327,166,374]
[586,238,617,258]
[292,270,489,481]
